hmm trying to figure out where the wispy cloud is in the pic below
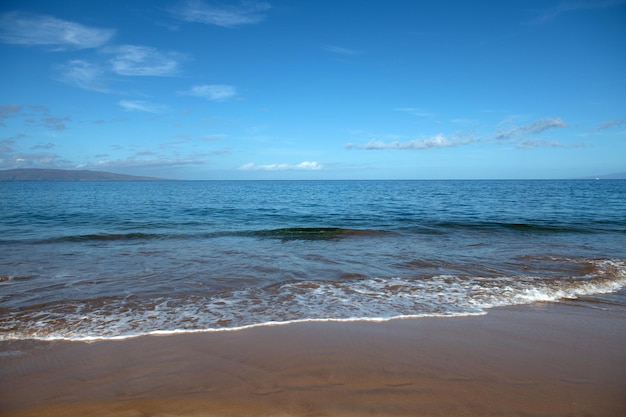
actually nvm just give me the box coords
[451,118,477,125]
[56,60,110,92]
[1,151,69,169]
[28,105,49,113]
[495,117,566,140]
[41,116,71,131]
[56,46,185,93]
[515,139,583,149]
[523,117,567,134]
[1,104,72,131]
[0,11,115,50]
[31,142,55,150]
[118,100,168,114]
[239,161,323,171]
[172,0,271,28]
[81,153,211,170]
[0,136,20,153]
[322,45,360,55]
[92,117,127,124]
[346,116,568,151]
[108,45,183,76]
[0,135,56,171]
[0,104,22,127]
[179,84,237,101]
[528,0,626,25]
[594,118,626,130]
[395,108,435,118]
[201,135,224,141]
[347,134,475,150]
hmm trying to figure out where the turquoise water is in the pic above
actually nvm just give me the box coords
[1,180,625,340]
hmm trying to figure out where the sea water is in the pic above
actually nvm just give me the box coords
[1,180,625,341]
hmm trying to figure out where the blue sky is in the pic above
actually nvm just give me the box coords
[1,0,625,179]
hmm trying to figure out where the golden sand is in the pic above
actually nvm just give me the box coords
[1,303,625,416]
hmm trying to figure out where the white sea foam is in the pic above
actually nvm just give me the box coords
[1,259,625,342]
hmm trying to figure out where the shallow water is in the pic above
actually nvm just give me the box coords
[1,180,625,340]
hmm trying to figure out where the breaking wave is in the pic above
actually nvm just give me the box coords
[2,258,624,342]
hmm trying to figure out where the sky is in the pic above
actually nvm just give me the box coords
[1,0,625,180]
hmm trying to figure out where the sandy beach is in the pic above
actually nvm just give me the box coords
[1,301,625,417]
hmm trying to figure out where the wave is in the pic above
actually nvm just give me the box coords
[424,220,624,234]
[248,227,392,240]
[39,232,165,243]
[2,258,624,342]
[29,227,392,244]
[7,217,624,245]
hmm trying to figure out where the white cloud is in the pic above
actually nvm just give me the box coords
[0,11,114,50]
[56,60,109,92]
[239,161,323,171]
[108,45,182,76]
[495,117,566,140]
[118,100,168,114]
[179,84,237,101]
[173,0,271,28]
[347,134,475,150]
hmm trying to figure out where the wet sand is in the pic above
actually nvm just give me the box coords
[1,302,625,417]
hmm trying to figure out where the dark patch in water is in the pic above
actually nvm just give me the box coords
[251,227,391,241]
[39,233,163,243]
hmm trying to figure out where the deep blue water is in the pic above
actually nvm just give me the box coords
[1,180,625,340]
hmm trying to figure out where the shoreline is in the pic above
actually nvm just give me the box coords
[2,301,625,416]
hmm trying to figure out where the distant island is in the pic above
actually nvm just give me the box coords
[0,168,167,181]
[586,172,626,180]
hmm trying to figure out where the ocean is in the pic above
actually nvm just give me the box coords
[1,180,625,341]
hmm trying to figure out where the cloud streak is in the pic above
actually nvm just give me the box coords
[108,45,183,76]
[0,11,115,50]
[347,116,569,151]
[523,117,567,134]
[83,155,206,170]
[322,45,360,55]
[239,161,323,171]
[495,117,566,140]
[56,60,110,92]
[118,100,168,114]
[179,84,237,101]
[594,118,626,131]
[172,0,271,28]
[528,0,626,25]
[347,134,475,150]
[394,108,435,118]
[56,46,186,93]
